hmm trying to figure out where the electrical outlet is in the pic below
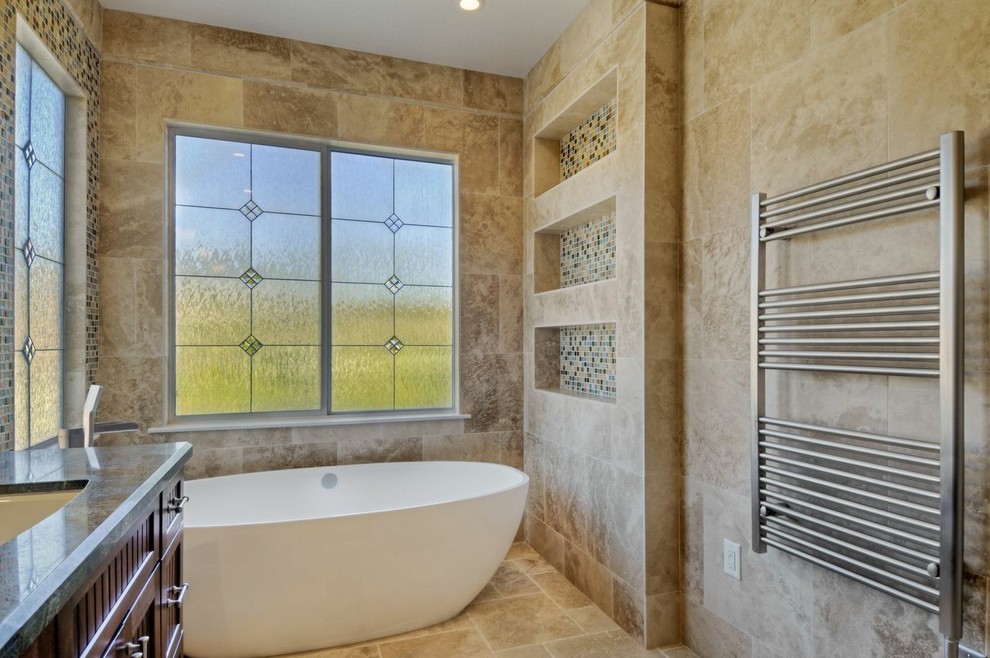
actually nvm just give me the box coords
[723,539,741,581]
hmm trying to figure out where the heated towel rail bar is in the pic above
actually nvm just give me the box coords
[751,132,964,655]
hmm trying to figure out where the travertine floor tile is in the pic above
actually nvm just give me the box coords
[495,645,553,657]
[278,543,667,658]
[659,647,703,658]
[378,628,495,658]
[468,593,584,650]
[531,571,592,610]
[544,631,660,657]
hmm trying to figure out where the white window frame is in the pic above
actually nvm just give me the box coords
[157,123,464,432]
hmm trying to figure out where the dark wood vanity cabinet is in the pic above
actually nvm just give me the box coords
[22,472,187,658]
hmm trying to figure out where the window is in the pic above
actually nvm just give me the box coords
[169,130,455,420]
[14,43,67,449]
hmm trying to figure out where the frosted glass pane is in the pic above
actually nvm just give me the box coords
[175,346,250,415]
[394,159,453,227]
[29,165,65,263]
[29,258,63,350]
[331,219,393,283]
[252,145,321,216]
[175,207,250,277]
[395,226,452,286]
[395,286,452,345]
[14,258,27,350]
[331,347,393,411]
[29,62,65,176]
[395,347,451,409]
[252,346,321,412]
[29,350,63,445]
[15,45,31,148]
[331,152,393,221]
[253,280,321,345]
[175,277,250,345]
[14,358,28,451]
[332,283,394,345]
[15,151,28,246]
[252,213,321,280]
[175,136,251,209]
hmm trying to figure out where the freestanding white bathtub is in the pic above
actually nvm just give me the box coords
[182,461,528,658]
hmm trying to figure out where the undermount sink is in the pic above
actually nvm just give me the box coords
[0,481,87,545]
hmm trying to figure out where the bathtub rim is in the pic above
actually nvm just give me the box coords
[183,460,529,529]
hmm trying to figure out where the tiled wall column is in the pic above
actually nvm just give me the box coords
[522,0,682,647]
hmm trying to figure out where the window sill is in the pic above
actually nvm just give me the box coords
[148,411,471,435]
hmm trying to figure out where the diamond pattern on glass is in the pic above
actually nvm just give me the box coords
[385,275,404,294]
[22,336,36,365]
[385,213,404,233]
[385,336,404,354]
[22,238,36,268]
[239,334,263,356]
[23,141,37,169]
[240,200,264,221]
[240,267,264,288]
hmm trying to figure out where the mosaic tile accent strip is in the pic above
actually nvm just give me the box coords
[560,212,616,288]
[559,324,616,400]
[1,0,101,450]
[559,99,617,181]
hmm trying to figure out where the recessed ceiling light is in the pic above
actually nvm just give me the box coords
[459,0,483,11]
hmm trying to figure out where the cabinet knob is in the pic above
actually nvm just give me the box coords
[167,582,190,608]
[123,635,149,658]
[166,495,189,513]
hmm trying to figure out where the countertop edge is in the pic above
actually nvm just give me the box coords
[0,442,193,658]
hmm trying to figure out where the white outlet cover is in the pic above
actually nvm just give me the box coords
[723,539,741,581]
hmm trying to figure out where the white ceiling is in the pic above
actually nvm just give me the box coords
[99,0,594,78]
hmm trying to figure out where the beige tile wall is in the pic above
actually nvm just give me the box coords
[523,0,682,648]
[681,0,990,655]
[97,10,525,481]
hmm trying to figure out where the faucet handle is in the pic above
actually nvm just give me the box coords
[82,384,104,448]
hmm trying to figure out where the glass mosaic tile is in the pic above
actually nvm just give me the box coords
[559,323,616,399]
[560,212,616,288]
[385,336,404,354]
[559,99,617,181]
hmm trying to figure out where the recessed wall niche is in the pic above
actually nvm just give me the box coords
[535,323,616,402]
[533,70,617,197]
[535,196,617,293]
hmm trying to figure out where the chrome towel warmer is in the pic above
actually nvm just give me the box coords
[751,132,965,655]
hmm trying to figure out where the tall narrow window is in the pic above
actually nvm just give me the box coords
[170,131,455,419]
[14,44,66,449]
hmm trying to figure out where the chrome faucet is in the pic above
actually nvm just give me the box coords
[63,385,140,448]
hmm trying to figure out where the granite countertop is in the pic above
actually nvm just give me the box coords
[0,443,192,658]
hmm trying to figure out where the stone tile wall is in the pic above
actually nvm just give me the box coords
[681,0,990,655]
[0,0,101,451]
[97,10,525,481]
